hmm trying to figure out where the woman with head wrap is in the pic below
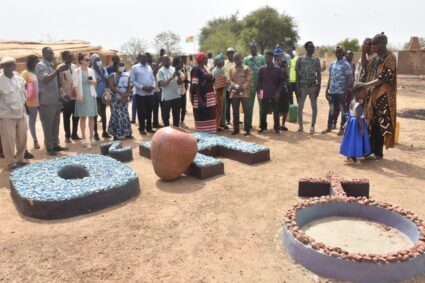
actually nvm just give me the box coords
[212,54,228,131]
[359,33,397,160]
[189,52,217,133]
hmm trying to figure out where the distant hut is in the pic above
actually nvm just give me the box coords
[0,40,122,72]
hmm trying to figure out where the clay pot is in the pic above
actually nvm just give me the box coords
[151,126,197,181]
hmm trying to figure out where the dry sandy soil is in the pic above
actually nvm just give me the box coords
[1,74,425,283]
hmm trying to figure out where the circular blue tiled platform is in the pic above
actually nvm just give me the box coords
[10,154,140,219]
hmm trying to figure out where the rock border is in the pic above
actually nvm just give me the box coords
[282,172,425,283]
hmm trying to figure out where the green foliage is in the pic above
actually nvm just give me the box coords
[199,7,299,56]
[337,38,360,52]
[240,6,298,54]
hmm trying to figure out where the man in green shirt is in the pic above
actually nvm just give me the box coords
[244,43,265,129]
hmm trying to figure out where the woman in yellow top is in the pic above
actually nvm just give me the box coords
[21,55,40,149]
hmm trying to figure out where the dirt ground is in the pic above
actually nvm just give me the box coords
[1,74,425,283]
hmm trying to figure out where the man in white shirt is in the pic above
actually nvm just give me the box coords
[0,57,29,169]
[130,53,156,135]
[157,55,181,127]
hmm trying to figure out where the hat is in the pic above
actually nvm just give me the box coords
[195,52,207,64]
[273,48,283,56]
[90,53,101,65]
[226,47,235,52]
[214,54,225,65]
[0,57,16,65]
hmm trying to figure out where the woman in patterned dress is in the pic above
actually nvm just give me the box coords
[107,63,133,140]
[190,52,217,133]
[360,33,397,160]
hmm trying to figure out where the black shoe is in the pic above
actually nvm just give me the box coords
[71,135,82,140]
[275,129,280,134]
[47,150,57,156]
[147,129,156,134]
[94,133,100,141]
[113,136,119,141]
[139,130,147,136]
[53,146,69,151]
[102,132,111,138]
[223,125,229,130]
[231,130,239,135]
[244,130,250,136]
[24,151,34,159]
[65,137,71,143]
[258,129,266,133]
[280,126,288,131]
[125,135,134,139]
[130,120,136,124]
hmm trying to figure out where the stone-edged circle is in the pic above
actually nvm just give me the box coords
[282,196,425,283]
[10,154,140,219]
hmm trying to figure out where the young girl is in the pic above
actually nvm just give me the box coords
[340,83,371,162]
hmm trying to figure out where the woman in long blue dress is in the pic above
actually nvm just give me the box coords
[340,84,371,162]
[73,53,98,147]
[107,63,133,140]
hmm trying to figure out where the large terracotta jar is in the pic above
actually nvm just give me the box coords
[151,126,197,181]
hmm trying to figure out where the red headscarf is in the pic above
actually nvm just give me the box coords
[195,52,207,65]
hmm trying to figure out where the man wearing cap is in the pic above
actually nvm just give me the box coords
[0,57,29,169]
[222,47,236,127]
[274,48,290,131]
[35,47,69,155]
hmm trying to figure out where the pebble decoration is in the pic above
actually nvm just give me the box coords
[283,172,425,282]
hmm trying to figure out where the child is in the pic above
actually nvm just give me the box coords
[212,54,228,131]
[340,83,371,162]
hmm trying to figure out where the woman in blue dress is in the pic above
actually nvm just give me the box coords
[107,63,133,140]
[340,83,371,162]
[73,53,98,147]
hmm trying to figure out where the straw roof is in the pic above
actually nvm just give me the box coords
[0,40,118,61]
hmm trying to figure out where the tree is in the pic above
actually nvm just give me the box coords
[240,6,299,54]
[120,37,149,66]
[199,13,246,55]
[199,7,299,56]
[337,38,360,52]
[152,31,181,55]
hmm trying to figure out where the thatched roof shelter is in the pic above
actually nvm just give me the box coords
[0,40,120,72]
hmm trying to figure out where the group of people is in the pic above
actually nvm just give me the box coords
[0,33,397,170]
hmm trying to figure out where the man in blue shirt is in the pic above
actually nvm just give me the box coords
[91,54,111,140]
[130,53,156,135]
[322,46,352,135]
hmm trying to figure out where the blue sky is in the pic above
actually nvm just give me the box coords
[1,0,423,53]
